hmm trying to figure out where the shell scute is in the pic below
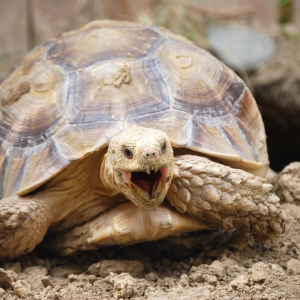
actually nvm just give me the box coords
[68,57,170,123]
[0,60,65,148]
[47,27,163,69]
[157,41,246,116]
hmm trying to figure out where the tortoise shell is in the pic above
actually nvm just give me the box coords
[0,20,268,199]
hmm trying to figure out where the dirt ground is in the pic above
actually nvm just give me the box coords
[1,201,300,300]
[1,35,300,300]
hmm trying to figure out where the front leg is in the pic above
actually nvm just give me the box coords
[0,195,57,259]
[167,155,286,242]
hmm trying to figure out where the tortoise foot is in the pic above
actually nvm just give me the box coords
[0,197,52,259]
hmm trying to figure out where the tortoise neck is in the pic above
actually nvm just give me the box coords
[100,152,120,197]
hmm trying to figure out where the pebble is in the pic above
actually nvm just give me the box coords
[287,258,300,275]
[88,260,144,278]
[202,274,217,286]
[50,263,82,278]
[3,262,21,273]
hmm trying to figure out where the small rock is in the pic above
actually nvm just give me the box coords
[287,258,300,275]
[250,262,269,283]
[230,275,249,290]
[189,270,204,283]
[163,277,176,288]
[209,260,225,278]
[277,162,300,203]
[3,262,21,273]
[11,280,32,298]
[88,260,144,277]
[0,268,18,289]
[109,273,138,299]
[41,276,53,288]
[178,274,189,287]
[202,274,217,286]
[250,262,285,285]
[145,272,159,282]
[50,263,82,278]
[243,259,253,268]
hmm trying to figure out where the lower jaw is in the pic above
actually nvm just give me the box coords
[124,180,170,209]
[130,195,166,209]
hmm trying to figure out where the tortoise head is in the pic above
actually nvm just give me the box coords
[105,126,174,209]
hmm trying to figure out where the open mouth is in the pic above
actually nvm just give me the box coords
[122,166,170,198]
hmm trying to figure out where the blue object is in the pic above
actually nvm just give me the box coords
[208,25,275,71]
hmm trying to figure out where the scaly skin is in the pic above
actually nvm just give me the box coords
[0,195,58,258]
[168,155,285,242]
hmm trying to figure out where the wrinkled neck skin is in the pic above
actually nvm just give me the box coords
[100,154,121,197]
[100,127,175,209]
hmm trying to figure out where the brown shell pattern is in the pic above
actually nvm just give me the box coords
[0,20,268,198]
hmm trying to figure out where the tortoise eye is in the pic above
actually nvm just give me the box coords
[123,148,133,159]
[161,141,167,153]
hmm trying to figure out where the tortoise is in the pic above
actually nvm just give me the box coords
[0,20,284,259]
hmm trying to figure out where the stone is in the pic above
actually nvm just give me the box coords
[88,260,144,278]
[287,258,300,275]
[50,263,82,278]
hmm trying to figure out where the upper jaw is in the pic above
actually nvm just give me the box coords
[118,163,174,209]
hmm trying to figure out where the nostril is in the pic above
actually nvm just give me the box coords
[146,152,156,157]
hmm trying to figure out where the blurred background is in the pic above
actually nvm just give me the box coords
[0,0,300,171]
[0,0,285,77]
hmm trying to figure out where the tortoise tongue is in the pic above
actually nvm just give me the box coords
[129,167,170,198]
[131,170,161,197]
[133,178,153,195]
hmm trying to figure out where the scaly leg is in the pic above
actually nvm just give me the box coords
[0,194,58,259]
[42,202,214,255]
[0,191,128,259]
[167,155,286,242]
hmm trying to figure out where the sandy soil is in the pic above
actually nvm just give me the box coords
[1,34,300,300]
[0,197,300,300]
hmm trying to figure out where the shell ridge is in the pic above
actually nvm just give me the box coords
[148,55,174,109]
[219,119,259,163]
[0,141,10,198]
[17,139,70,196]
